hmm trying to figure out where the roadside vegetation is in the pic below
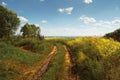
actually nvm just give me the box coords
[0,39,53,80]
[67,37,120,80]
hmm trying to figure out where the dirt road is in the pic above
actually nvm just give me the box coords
[19,45,78,80]
[32,46,57,80]
[63,46,77,80]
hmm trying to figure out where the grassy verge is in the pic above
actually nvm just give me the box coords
[42,43,65,80]
[0,39,53,80]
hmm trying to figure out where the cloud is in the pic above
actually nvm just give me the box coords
[80,16,96,24]
[58,8,64,13]
[35,24,40,27]
[41,20,47,24]
[65,7,74,14]
[112,19,120,25]
[41,17,120,36]
[18,16,28,22]
[40,0,45,2]
[83,0,93,4]
[94,19,120,28]
[41,27,104,36]
[94,21,112,28]
[1,2,7,7]
[58,7,74,14]
[80,15,120,29]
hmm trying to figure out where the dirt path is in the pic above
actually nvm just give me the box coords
[17,46,57,80]
[31,46,57,80]
[63,46,77,80]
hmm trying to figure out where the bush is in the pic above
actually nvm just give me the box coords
[67,37,120,80]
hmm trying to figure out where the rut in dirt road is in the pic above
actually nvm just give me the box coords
[32,46,57,80]
[63,46,77,80]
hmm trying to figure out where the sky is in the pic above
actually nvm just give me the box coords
[0,0,120,36]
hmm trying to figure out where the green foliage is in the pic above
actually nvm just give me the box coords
[104,28,120,42]
[0,39,53,80]
[0,5,20,38]
[67,37,120,80]
[20,23,41,38]
[0,42,40,80]
[0,42,40,65]
[14,38,52,54]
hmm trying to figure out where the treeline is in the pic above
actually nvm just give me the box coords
[104,28,120,42]
[0,5,43,40]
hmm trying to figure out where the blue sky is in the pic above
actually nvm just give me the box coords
[1,0,120,36]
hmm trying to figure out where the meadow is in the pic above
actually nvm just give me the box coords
[0,37,120,80]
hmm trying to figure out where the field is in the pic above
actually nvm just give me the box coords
[0,37,120,80]
[67,37,120,80]
[1,2,120,80]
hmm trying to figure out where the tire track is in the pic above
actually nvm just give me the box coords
[63,46,77,80]
[31,46,57,80]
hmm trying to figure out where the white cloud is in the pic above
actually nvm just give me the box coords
[35,24,40,27]
[83,0,93,4]
[80,15,120,34]
[58,8,64,13]
[18,16,28,22]
[40,0,45,2]
[41,17,120,36]
[41,27,104,36]
[65,7,74,14]
[80,16,96,24]
[41,20,47,24]
[94,19,120,28]
[94,21,112,28]
[1,2,7,7]
[58,7,74,14]
[112,19,120,25]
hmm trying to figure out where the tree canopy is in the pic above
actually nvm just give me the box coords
[0,5,20,38]
[104,28,120,41]
[20,23,41,38]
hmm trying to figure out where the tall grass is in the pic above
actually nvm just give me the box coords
[0,42,40,80]
[42,43,65,80]
[0,38,53,80]
[14,38,53,54]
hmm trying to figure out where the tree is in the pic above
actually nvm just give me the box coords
[0,5,20,38]
[20,23,41,38]
[104,28,120,41]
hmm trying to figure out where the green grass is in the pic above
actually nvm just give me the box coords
[0,42,39,80]
[0,42,39,65]
[42,43,65,80]
[0,39,53,80]
[14,38,53,54]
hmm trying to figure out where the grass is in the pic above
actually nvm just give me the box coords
[0,39,53,80]
[0,42,39,80]
[42,43,65,80]
[0,37,120,80]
